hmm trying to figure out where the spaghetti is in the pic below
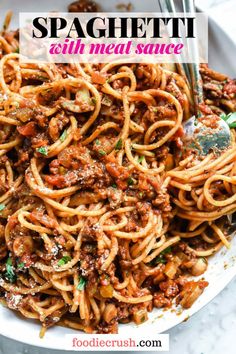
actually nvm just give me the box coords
[0,11,236,334]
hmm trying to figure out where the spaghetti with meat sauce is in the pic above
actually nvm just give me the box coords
[0,5,236,335]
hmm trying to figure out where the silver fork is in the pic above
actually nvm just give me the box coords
[159,0,231,156]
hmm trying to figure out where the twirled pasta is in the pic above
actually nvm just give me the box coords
[0,19,236,335]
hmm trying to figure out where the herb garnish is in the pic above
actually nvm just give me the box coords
[17,262,25,269]
[220,112,236,128]
[151,246,172,265]
[60,130,67,142]
[99,150,107,156]
[138,155,144,163]
[5,258,16,283]
[90,97,97,105]
[57,256,71,267]
[0,204,5,212]
[127,177,134,185]
[115,138,122,150]
[36,146,48,156]
[77,277,87,291]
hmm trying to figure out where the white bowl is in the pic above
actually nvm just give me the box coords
[0,0,236,349]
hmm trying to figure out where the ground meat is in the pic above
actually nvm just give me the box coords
[31,132,49,148]
[48,114,69,142]
[45,161,111,189]
[30,210,57,229]
[14,149,31,171]
[0,224,7,260]
[107,187,123,209]
[80,220,101,242]
[198,114,221,129]
[223,80,236,95]
[97,320,118,334]
[152,190,171,213]
[136,202,152,223]
[12,182,34,203]
[153,292,171,308]
[159,279,179,298]
[45,145,112,189]
[199,103,213,116]
[93,135,118,155]
[177,242,197,260]
[137,174,153,193]
[9,107,34,123]
[117,303,131,322]
[123,219,137,232]
[43,309,66,328]
[45,171,79,188]
[166,81,185,106]
[149,105,177,121]
[68,0,99,12]
[58,145,91,169]
[38,87,63,106]
[79,247,96,277]
[105,156,130,190]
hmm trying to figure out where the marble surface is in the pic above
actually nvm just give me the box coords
[0,0,236,353]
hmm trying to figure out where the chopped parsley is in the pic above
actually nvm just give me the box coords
[99,150,107,156]
[60,130,67,142]
[150,254,167,266]
[57,256,71,267]
[77,277,87,291]
[95,139,100,145]
[154,257,167,264]
[36,146,48,156]
[220,112,236,128]
[14,47,19,53]
[17,262,25,269]
[127,177,134,186]
[90,97,97,105]
[151,247,172,265]
[5,258,16,283]
[115,138,122,150]
[138,155,144,163]
[0,204,5,212]
[161,246,172,255]
[112,184,117,188]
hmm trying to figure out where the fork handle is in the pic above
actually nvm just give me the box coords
[183,0,204,116]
